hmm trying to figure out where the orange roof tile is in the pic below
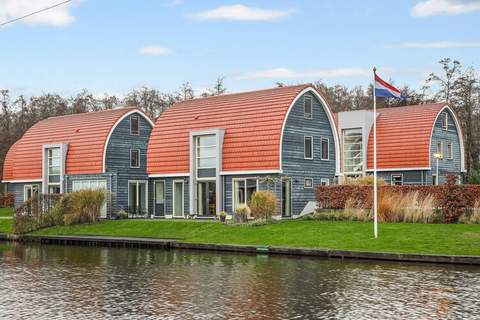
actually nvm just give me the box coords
[367,103,447,170]
[147,84,314,174]
[2,107,140,181]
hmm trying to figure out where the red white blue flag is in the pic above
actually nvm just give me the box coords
[374,74,403,99]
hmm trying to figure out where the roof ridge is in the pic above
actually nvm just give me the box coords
[42,106,137,121]
[175,83,312,104]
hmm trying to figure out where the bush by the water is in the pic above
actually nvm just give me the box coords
[13,190,105,234]
[234,204,250,223]
[316,175,480,224]
[250,191,276,220]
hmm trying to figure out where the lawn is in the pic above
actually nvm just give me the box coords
[31,219,480,256]
[0,208,13,217]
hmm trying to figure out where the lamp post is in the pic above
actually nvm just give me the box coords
[433,153,442,185]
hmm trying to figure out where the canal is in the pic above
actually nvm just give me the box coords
[1,243,479,319]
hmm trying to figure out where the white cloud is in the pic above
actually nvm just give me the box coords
[388,41,480,48]
[190,4,294,21]
[0,0,79,27]
[138,46,173,56]
[412,0,480,17]
[237,67,371,80]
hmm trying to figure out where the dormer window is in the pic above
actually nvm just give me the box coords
[442,113,448,130]
[131,115,139,135]
[304,96,312,119]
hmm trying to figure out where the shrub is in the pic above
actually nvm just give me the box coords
[234,204,250,223]
[63,190,105,226]
[467,169,480,184]
[250,191,277,220]
[344,175,386,186]
[438,175,466,223]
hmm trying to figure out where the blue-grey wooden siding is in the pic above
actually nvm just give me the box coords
[427,109,462,184]
[7,182,42,207]
[281,92,336,214]
[223,174,282,214]
[376,171,426,185]
[105,113,152,213]
[149,177,190,216]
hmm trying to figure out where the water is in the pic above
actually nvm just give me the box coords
[1,243,479,320]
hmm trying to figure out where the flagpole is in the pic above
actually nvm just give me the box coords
[373,67,378,239]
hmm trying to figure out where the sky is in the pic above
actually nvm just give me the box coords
[0,0,479,97]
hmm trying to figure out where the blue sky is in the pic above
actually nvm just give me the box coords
[0,0,479,97]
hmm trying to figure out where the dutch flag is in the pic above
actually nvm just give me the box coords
[374,74,403,99]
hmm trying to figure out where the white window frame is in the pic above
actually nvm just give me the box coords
[447,142,453,160]
[153,180,165,217]
[232,178,259,212]
[130,114,140,135]
[321,137,329,161]
[432,174,438,185]
[130,149,140,168]
[304,136,313,160]
[304,178,313,189]
[391,174,403,186]
[320,178,329,186]
[195,135,217,179]
[128,180,149,214]
[304,95,313,119]
[442,112,448,130]
[342,128,363,175]
[23,184,39,202]
[436,141,444,159]
[172,180,185,217]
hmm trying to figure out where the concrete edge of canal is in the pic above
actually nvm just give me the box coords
[1,233,480,265]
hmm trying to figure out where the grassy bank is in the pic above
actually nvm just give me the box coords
[30,219,480,256]
[0,208,13,217]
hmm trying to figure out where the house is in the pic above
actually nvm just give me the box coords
[336,103,466,185]
[2,107,154,217]
[147,84,340,218]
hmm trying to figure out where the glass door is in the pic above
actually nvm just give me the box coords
[197,181,216,216]
[173,181,184,217]
[154,181,165,217]
[129,181,148,216]
[282,179,292,217]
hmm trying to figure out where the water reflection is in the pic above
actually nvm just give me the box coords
[1,243,479,319]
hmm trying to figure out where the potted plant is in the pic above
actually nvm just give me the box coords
[217,211,227,223]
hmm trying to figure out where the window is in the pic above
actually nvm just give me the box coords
[321,137,329,160]
[130,149,140,168]
[47,147,61,193]
[343,128,363,175]
[391,175,403,186]
[130,115,139,135]
[320,178,329,186]
[304,95,312,119]
[233,178,257,212]
[442,113,448,130]
[24,185,39,202]
[304,178,313,188]
[196,134,217,179]
[447,142,453,160]
[155,181,165,204]
[436,141,444,158]
[432,174,437,185]
[173,180,184,217]
[304,136,313,159]
[128,181,148,215]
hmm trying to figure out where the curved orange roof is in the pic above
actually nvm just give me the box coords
[2,107,142,181]
[147,84,321,174]
[366,103,450,170]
